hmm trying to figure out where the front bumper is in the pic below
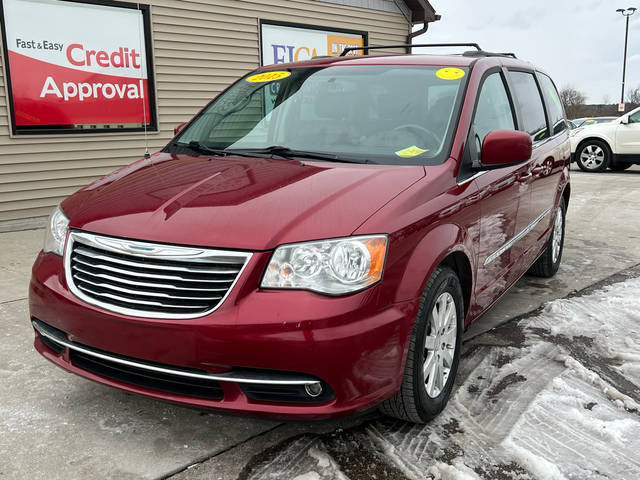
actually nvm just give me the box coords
[29,250,418,419]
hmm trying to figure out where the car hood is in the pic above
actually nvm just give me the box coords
[570,122,616,148]
[62,152,425,250]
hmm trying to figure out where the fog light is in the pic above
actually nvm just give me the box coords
[304,382,323,397]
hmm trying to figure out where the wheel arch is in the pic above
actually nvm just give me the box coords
[438,251,473,321]
[561,182,570,210]
[394,223,474,321]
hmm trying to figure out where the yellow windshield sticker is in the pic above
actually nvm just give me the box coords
[436,67,466,80]
[395,146,428,158]
[246,71,291,83]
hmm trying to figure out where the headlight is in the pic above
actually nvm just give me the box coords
[43,206,70,256]
[261,235,388,295]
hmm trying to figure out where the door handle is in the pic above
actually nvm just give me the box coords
[531,166,544,175]
[517,172,532,182]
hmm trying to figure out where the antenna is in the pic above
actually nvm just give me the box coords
[137,3,150,158]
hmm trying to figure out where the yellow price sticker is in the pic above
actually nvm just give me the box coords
[395,145,428,158]
[246,71,291,83]
[436,67,466,80]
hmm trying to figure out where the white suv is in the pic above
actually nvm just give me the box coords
[571,106,640,172]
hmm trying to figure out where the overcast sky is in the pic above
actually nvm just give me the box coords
[412,0,640,103]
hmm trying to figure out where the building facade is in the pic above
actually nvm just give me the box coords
[0,0,436,230]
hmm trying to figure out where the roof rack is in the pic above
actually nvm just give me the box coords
[463,50,517,58]
[340,43,481,56]
[339,43,517,59]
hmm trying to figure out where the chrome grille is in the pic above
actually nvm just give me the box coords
[65,231,251,319]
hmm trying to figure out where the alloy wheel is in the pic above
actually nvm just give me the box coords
[423,292,457,398]
[579,144,605,170]
[552,207,563,264]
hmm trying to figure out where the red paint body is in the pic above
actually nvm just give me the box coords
[29,53,570,419]
[481,130,532,166]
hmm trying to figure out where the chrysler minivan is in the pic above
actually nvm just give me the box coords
[30,44,570,423]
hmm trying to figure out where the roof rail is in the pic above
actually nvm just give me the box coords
[463,50,517,59]
[339,43,482,56]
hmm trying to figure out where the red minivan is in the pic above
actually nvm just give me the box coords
[30,44,570,423]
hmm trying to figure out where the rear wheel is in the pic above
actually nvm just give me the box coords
[379,266,463,423]
[528,197,566,278]
[576,140,610,172]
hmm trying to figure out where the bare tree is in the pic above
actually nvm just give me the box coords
[559,86,586,108]
[626,86,640,104]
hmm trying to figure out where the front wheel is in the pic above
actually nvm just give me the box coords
[528,197,566,278]
[576,140,610,172]
[379,266,463,423]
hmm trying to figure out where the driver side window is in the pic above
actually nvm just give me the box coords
[472,73,516,162]
[629,110,640,123]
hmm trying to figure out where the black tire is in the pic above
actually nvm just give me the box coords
[609,162,632,171]
[575,140,611,172]
[528,197,566,278]
[379,266,463,423]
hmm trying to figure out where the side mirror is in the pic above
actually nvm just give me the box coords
[480,130,532,169]
[173,122,188,136]
[621,116,629,125]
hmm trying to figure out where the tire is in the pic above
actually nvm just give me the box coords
[609,162,632,171]
[528,197,566,278]
[379,266,463,423]
[576,140,611,172]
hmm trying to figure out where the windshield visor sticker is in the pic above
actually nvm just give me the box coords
[246,71,291,83]
[395,146,428,158]
[436,67,466,81]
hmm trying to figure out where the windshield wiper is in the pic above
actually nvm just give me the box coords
[174,141,261,158]
[228,146,365,163]
[173,142,366,163]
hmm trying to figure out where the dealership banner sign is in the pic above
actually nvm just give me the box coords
[260,21,366,65]
[0,0,156,134]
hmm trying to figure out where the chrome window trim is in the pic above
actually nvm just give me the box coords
[457,170,486,186]
[484,205,553,266]
[64,231,252,320]
[32,320,318,386]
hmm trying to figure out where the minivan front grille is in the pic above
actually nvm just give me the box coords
[65,231,251,319]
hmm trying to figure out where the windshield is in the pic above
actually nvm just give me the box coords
[168,65,468,165]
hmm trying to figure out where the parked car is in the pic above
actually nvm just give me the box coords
[571,116,617,128]
[571,106,640,172]
[30,45,570,423]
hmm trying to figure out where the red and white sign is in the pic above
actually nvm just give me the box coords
[1,0,154,132]
[619,103,626,113]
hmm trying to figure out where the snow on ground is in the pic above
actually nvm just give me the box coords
[242,276,640,480]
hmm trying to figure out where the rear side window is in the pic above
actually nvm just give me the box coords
[509,71,549,142]
[538,74,566,136]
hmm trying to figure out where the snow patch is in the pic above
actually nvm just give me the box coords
[293,472,321,480]
[428,461,481,480]
[560,354,640,412]
[502,438,568,480]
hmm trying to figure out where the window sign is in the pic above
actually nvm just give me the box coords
[0,0,157,134]
[260,20,367,65]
